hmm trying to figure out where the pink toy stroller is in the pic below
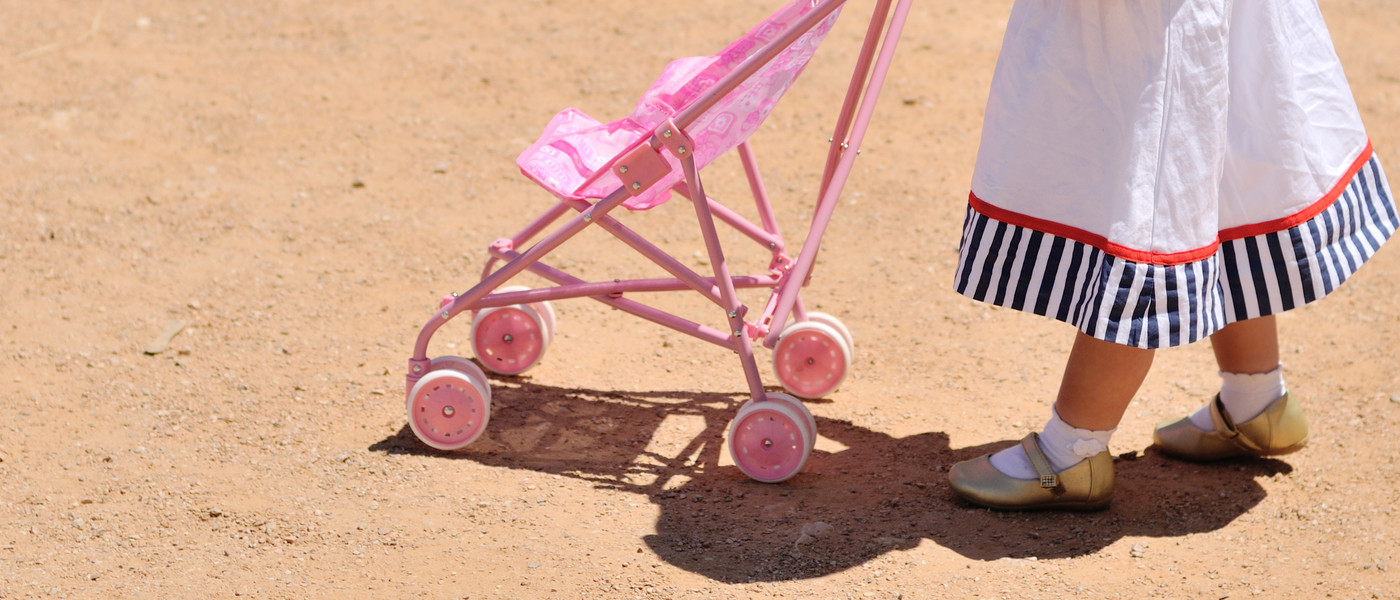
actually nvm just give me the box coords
[404,0,912,482]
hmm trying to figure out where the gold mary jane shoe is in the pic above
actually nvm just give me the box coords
[1153,392,1308,461]
[948,433,1114,511]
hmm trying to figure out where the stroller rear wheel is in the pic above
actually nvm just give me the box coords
[727,394,815,483]
[771,319,851,399]
[803,312,854,360]
[471,303,551,376]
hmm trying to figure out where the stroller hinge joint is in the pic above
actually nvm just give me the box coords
[654,120,695,161]
[613,141,672,198]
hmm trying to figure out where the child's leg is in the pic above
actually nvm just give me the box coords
[949,331,1147,510]
[1055,330,1156,430]
[1210,314,1279,374]
[1156,314,1307,459]
[1188,315,1285,429]
[989,331,1153,477]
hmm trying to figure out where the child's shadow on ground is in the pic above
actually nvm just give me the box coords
[370,377,1292,582]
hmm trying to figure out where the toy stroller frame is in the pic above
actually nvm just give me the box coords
[404,0,913,482]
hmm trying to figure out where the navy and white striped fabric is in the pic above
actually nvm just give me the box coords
[955,155,1399,349]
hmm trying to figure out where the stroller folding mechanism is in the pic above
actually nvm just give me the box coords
[403,0,913,482]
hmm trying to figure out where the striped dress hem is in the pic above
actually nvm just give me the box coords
[953,154,1399,349]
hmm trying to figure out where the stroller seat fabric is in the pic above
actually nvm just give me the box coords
[517,0,841,210]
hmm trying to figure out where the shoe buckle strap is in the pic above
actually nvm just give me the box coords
[1021,434,1059,489]
[1209,394,1242,438]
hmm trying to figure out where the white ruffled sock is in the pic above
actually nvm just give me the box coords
[1188,364,1286,430]
[989,408,1115,479]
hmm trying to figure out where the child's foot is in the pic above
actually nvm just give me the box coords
[1153,392,1308,461]
[948,434,1114,511]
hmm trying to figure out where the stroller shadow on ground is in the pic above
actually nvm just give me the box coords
[370,376,1292,582]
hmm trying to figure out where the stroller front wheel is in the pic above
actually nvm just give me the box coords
[407,365,492,451]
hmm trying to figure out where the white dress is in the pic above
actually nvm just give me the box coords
[955,0,1398,348]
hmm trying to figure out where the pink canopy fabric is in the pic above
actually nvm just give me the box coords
[517,0,841,210]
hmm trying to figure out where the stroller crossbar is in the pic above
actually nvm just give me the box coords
[403,0,913,483]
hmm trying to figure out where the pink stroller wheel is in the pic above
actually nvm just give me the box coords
[405,356,493,412]
[804,312,854,360]
[764,392,817,454]
[497,285,557,345]
[536,300,557,345]
[407,369,491,451]
[772,321,850,399]
[471,304,549,375]
[727,395,814,483]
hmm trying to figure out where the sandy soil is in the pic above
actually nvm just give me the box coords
[3,0,1399,598]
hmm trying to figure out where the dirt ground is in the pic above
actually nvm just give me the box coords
[3,0,1399,598]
